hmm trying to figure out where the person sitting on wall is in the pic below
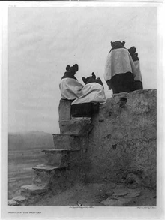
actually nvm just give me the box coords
[104,41,136,94]
[128,47,143,90]
[71,72,106,117]
[59,64,83,101]
[58,64,83,128]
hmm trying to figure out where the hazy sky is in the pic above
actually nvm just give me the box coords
[8,6,157,133]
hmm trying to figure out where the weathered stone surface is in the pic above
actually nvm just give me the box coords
[13,196,26,202]
[32,164,67,171]
[21,184,48,197]
[42,149,70,167]
[52,134,81,150]
[32,165,66,188]
[58,99,72,122]
[100,185,141,206]
[59,118,93,136]
[12,196,27,206]
[32,164,66,186]
[87,90,157,188]
[124,190,141,198]
[111,187,141,198]
[8,199,17,206]
[101,197,132,206]
[112,189,129,197]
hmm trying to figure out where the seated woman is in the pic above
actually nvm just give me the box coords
[104,41,136,94]
[128,47,143,90]
[71,72,106,117]
[59,64,83,100]
[59,64,83,123]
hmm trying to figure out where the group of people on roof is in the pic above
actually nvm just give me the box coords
[59,41,143,117]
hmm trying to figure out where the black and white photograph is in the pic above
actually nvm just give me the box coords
[1,0,164,219]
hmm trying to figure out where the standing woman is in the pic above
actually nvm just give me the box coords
[104,41,136,94]
[58,64,83,132]
[59,64,83,100]
[128,47,143,90]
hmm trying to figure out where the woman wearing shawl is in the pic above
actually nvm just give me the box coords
[128,47,143,90]
[104,41,136,94]
[58,64,83,127]
[71,72,106,117]
[59,64,83,100]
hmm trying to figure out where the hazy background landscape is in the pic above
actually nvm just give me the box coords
[8,131,54,199]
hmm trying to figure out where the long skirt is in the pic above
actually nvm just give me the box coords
[133,80,143,91]
[71,102,100,117]
[106,72,134,94]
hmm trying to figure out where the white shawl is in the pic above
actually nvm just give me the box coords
[104,48,136,81]
[59,78,83,100]
[134,60,142,81]
[71,83,106,105]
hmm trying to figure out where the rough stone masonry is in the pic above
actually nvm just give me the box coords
[86,89,157,189]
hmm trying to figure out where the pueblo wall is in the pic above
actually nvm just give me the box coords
[86,89,157,188]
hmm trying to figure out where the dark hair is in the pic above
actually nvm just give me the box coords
[128,47,136,55]
[82,72,103,86]
[66,65,70,71]
[73,64,79,72]
[91,72,96,80]
[110,41,125,50]
[128,47,139,61]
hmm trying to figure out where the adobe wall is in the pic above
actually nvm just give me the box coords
[86,89,157,188]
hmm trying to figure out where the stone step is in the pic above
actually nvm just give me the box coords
[52,134,82,150]
[59,118,93,136]
[32,164,67,186]
[42,149,80,152]
[32,164,67,171]
[41,148,80,169]
[41,149,70,167]
[12,196,27,206]
[8,199,18,206]
[21,184,48,197]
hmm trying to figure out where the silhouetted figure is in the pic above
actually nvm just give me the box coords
[128,47,143,90]
[104,41,136,94]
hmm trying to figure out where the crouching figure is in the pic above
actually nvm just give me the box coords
[71,72,106,117]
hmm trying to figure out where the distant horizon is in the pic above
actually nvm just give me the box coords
[8,130,57,134]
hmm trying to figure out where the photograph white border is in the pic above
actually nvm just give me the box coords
[1,1,165,219]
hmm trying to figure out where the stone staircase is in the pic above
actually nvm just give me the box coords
[8,118,93,206]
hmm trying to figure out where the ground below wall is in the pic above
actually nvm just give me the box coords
[87,89,157,189]
[32,181,156,206]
